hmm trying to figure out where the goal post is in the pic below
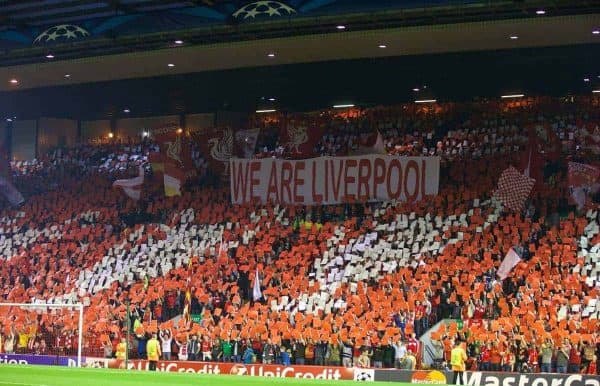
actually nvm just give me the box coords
[0,302,84,367]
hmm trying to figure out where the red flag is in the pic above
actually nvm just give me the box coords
[520,124,556,190]
[281,117,325,159]
[153,125,193,171]
[153,124,179,147]
[198,127,234,177]
[520,142,544,188]
[152,125,193,196]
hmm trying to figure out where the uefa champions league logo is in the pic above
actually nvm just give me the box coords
[34,24,90,44]
[233,1,296,19]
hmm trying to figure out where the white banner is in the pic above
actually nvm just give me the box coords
[230,156,440,205]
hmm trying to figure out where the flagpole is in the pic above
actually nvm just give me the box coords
[524,147,532,177]
[183,252,193,325]
[218,230,224,257]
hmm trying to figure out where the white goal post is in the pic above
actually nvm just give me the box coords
[0,303,84,367]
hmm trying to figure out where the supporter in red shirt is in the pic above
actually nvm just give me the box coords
[568,343,582,374]
[480,343,491,371]
[353,345,362,366]
[414,301,425,337]
[55,335,64,353]
[200,336,212,361]
[502,347,515,372]
[473,300,486,320]
[252,339,263,360]
[490,343,502,372]
[443,339,452,364]
[527,344,539,373]
[213,296,223,310]
[407,333,419,354]
[56,332,75,355]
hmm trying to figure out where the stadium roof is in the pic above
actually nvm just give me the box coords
[1,13,599,91]
[0,1,598,119]
[1,1,598,67]
[2,42,598,120]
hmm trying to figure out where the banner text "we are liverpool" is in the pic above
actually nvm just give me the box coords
[230,156,440,205]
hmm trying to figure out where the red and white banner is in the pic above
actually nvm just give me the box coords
[497,247,522,280]
[89,358,357,380]
[230,156,440,205]
[112,165,145,200]
[253,268,262,301]
[568,162,600,211]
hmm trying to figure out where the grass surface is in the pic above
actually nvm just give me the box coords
[0,365,413,386]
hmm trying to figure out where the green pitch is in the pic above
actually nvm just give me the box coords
[0,365,416,386]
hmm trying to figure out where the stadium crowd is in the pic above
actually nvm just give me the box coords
[0,97,599,375]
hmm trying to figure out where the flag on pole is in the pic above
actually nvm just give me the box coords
[148,152,165,174]
[0,176,24,207]
[523,147,532,178]
[112,165,145,200]
[353,131,386,155]
[182,256,193,324]
[494,166,535,211]
[497,247,523,280]
[568,162,600,211]
[235,128,261,158]
[194,127,234,178]
[153,124,194,196]
[582,125,600,154]
[252,268,262,301]
[217,231,228,258]
[164,163,185,197]
[0,146,24,207]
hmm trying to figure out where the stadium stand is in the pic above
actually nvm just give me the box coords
[0,97,599,376]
